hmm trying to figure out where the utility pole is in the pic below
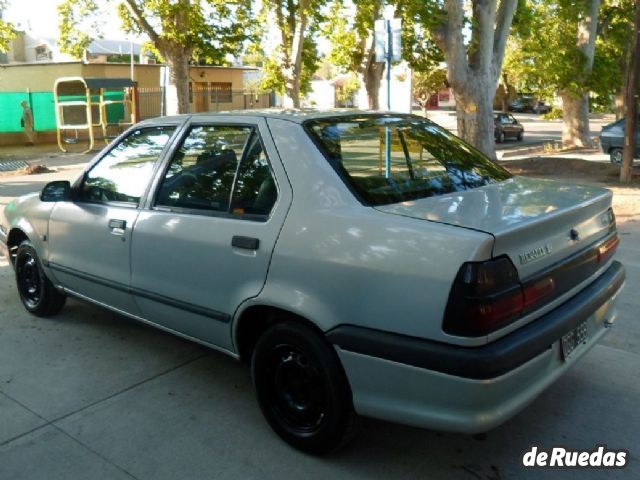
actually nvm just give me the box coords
[620,0,640,183]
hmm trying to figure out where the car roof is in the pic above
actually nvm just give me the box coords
[139,109,411,126]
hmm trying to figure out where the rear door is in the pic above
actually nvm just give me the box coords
[130,116,292,350]
[47,125,178,313]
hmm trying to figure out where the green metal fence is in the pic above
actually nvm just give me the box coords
[0,91,125,133]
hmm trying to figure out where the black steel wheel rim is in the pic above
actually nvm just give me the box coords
[17,254,41,308]
[267,344,328,434]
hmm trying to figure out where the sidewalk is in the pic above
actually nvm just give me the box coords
[0,143,96,171]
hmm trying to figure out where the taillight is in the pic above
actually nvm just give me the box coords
[443,256,524,337]
[444,234,619,337]
[597,236,619,264]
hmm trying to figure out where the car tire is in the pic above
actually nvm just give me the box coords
[610,148,623,166]
[251,320,357,454]
[496,130,505,143]
[15,240,66,317]
[517,132,523,141]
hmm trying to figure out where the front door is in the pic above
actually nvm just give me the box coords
[130,117,291,350]
[47,125,177,313]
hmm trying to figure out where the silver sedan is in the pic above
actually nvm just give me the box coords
[0,111,625,453]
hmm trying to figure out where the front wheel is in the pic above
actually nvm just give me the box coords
[610,148,623,165]
[15,240,66,317]
[517,131,523,141]
[251,321,357,454]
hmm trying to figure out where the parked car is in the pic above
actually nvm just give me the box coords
[509,97,551,114]
[494,112,524,143]
[599,117,640,165]
[1,111,625,453]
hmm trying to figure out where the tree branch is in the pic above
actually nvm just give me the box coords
[469,0,496,73]
[123,0,160,45]
[492,0,517,83]
[442,0,469,88]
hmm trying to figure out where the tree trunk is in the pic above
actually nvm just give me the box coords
[453,79,496,159]
[560,91,592,147]
[560,0,600,147]
[434,0,517,160]
[620,0,640,183]
[285,79,301,108]
[364,59,384,110]
[614,89,625,120]
[164,48,191,115]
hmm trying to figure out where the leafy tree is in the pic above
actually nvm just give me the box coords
[257,0,325,108]
[503,0,604,147]
[58,0,252,115]
[412,68,447,116]
[0,0,15,53]
[333,73,360,106]
[324,0,386,109]
[399,0,519,159]
[594,0,636,118]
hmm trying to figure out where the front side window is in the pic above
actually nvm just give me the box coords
[78,126,175,205]
[306,115,512,206]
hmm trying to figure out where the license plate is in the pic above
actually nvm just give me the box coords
[561,321,589,360]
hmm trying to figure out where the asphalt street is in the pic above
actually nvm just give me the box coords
[427,111,614,152]
[0,128,639,479]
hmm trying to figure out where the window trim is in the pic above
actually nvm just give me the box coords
[73,124,181,209]
[148,122,279,222]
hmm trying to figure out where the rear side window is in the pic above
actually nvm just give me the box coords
[306,115,511,206]
[230,133,277,218]
[79,126,175,205]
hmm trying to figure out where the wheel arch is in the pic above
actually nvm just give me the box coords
[7,227,30,265]
[233,304,328,363]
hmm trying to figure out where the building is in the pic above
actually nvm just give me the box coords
[0,61,268,145]
[1,31,147,65]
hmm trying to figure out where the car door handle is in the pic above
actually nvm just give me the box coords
[232,236,259,250]
[108,219,127,235]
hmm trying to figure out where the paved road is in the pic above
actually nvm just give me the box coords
[1,146,639,480]
[427,111,614,152]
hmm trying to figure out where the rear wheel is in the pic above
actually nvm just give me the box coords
[15,240,66,317]
[610,148,623,165]
[251,320,357,454]
[496,130,505,143]
[517,131,523,141]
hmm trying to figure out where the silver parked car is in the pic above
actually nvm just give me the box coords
[0,111,625,453]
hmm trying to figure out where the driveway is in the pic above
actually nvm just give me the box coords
[0,160,639,480]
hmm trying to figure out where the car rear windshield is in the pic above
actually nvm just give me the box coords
[305,115,512,206]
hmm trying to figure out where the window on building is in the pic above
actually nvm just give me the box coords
[210,82,233,104]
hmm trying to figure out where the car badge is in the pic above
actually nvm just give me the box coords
[519,244,552,265]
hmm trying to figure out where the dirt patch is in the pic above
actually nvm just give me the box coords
[499,157,640,224]
[0,164,55,177]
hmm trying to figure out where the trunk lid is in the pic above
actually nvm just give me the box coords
[375,177,614,279]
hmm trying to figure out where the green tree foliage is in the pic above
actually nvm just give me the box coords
[58,0,252,114]
[0,0,15,53]
[593,0,635,115]
[334,73,360,106]
[412,68,447,115]
[504,0,627,146]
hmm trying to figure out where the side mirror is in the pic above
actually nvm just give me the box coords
[40,181,71,202]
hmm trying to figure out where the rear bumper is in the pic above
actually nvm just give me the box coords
[328,261,625,433]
